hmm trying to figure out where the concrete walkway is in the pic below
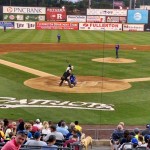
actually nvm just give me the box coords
[93,146,110,150]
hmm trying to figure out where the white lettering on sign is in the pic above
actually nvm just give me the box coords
[57,14,62,19]
[14,22,35,29]
[3,6,46,14]
[0,97,114,111]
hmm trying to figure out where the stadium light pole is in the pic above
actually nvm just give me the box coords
[113,0,114,9]
[89,0,91,8]
[129,0,132,9]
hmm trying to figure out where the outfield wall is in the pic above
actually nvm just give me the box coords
[1,6,150,31]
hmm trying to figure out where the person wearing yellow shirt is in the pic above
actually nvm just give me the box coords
[74,121,82,132]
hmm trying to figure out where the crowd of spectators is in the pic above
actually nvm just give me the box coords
[0,118,84,150]
[110,122,150,150]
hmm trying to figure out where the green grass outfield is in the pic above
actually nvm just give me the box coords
[0,30,150,125]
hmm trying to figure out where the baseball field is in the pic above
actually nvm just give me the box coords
[0,29,150,125]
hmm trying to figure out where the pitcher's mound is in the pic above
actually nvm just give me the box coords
[24,76,131,93]
[92,57,136,63]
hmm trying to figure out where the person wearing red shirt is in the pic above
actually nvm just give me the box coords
[1,131,27,150]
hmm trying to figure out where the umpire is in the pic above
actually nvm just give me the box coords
[59,65,74,88]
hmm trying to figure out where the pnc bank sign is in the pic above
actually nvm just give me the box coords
[3,6,46,14]
[0,97,114,111]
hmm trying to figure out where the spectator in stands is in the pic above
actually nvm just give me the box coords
[3,119,9,133]
[24,131,47,147]
[47,135,57,146]
[5,124,13,139]
[147,138,150,149]
[29,120,39,135]
[57,120,68,129]
[141,124,150,136]
[24,122,33,140]
[139,134,150,147]
[0,126,5,143]
[48,120,53,127]
[134,128,140,139]
[0,121,4,131]
[68,122,75,132]
[74,121,82,132]
[110,124,124,144]
[33,119,43,130]
[66,128,80,141]
[42,121,51,135]
[1,130,27,150]
[63,134,79,150]
[11,122,17,136]
[17,118,25,132]
[138,134,144,145]
[43,125,64,141]
[111,129,130,150]
[119,122,125,129]
[56,121,69,137]
[131,137,138,148]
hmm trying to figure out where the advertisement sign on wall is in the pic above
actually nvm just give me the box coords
[123,24,144,31]
[14,21,35,29]
[0,21,14,29]
[46,8,66,21]
[144,24,150,31]
[87,16,106,23]
[67,15,86,22]
[127,10,148,24]
[106,16,126,23]
[79,23,122,31]
[3,14,24,21]
[25,14,45,21]
[87,9,127,16]
[3,6,46,14]
[36,22,78,30]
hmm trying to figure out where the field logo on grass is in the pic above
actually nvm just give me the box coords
[0,97,114,111]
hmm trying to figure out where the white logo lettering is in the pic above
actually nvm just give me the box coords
[0,97,114,111]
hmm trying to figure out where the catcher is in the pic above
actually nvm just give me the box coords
[59,65,74,88]
[70,74,77,87]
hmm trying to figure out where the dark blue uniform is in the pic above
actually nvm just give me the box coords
[115,44,120,59]
[57,34,61,43]
[70,74,77,86]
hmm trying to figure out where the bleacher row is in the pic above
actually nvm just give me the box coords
[110,122,150,150]
[0,142,83,150]
[0,118,89,150]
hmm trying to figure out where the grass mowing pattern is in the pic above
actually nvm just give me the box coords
[0,49,150,125]
[0,30,150,44]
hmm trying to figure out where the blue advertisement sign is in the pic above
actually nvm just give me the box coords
[0,21,14,29]
[127,10,148,24]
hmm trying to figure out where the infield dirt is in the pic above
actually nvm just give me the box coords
[0,43,150,93]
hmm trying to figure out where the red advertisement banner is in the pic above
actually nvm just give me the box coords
[36,22,78,30]
[46,8,66,22]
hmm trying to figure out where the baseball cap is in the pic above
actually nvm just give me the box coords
[146,124,150,128]
[36,119,40,123]
[34,131,41,139]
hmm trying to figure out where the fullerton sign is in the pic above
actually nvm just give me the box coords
[0,97,114,111]
[3,6,46,14]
